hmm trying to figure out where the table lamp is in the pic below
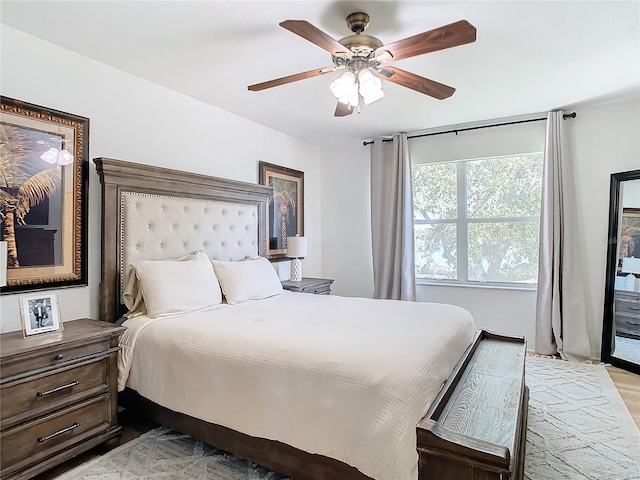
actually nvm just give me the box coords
[621,256,640,291]
[287,236,307,282]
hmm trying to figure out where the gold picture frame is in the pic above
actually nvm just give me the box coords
[259,161,304,260]
[1,97,89,293]
[619,207,640,269]
[19,291,63,337]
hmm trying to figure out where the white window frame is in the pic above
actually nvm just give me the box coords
[413,154,542,290]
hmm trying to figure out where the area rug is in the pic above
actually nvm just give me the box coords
[524,356,639,479]
[57,357,640,480]
[613,336,640,365]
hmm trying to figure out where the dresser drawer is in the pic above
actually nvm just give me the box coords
[0,394,110,475]
[1,358,108,430]
[300,284,331,295]
[615,299,640,317]
[616,313,640,339]
[1,338,111,380]
[281,278,334,295]
[616,290,640,301]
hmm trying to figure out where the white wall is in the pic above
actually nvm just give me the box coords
[571,94,640,358]
[321,142,373,298]
[322,94,640,359]
[0,25,330,332]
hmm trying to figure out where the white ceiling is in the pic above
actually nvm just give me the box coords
[2,1,639,146]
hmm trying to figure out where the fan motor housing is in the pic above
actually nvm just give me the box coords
[338,34,383,57]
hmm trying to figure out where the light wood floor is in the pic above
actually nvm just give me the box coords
[607,366,640,428]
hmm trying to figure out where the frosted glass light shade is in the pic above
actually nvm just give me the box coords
[362,87,384,105]
[0,241,7,287]
[287,236,307,258]
[40,148,74,165]
[330,72,355,103]
[359,69,384,105]
[347,84,359,107]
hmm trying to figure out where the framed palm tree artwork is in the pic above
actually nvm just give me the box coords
[620,208,640,264]
[1,97,89,294]
[259,161,304,260]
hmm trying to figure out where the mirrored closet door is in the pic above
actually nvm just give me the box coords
[602,169,640,374]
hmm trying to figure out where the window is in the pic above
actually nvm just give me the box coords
[412,153,543,286]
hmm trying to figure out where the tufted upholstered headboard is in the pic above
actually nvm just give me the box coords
[95,158,272,323]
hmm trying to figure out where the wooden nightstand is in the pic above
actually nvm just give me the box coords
[0,318,125,480]
[281,277,334,295]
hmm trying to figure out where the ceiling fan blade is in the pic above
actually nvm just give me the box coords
[334,101,354,117]
[280,20,353,58]
[375,20,476,62]
[248,66,335,91]
[378,67,455,100]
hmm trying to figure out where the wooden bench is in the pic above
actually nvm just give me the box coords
[417,330,528,480]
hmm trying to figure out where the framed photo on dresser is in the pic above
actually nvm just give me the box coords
[19,291,63,337]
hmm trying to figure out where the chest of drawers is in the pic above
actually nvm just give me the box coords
[0,319,125,480]
[614,289,640,339]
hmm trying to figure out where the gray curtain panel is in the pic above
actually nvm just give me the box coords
[535,111,591,361]
[370,133,416,301]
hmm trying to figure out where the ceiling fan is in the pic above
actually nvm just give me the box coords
[248,12,477,117]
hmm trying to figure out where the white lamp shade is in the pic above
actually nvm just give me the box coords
[621,257,640,274]
[287,236,307,258]
[0,241,7,287]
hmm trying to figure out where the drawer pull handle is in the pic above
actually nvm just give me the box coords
[53,354,64,361]
[37,381,79,397]
[37,423,80,443]
[628,321,640,326]
[628,306,640,311]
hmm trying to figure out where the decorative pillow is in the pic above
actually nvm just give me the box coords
[123,251,199,318]
[134,251,222,318]
[212,256,283,305]
[122,266,147,318]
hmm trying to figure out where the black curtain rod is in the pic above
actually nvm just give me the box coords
[362,111,577,146]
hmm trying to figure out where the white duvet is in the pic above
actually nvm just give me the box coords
[119,291,476,480]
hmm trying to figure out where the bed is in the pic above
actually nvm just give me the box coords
[95,157,528,480]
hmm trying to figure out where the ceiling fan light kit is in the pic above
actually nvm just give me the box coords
[329,69,384,108]
[248,12,477,117]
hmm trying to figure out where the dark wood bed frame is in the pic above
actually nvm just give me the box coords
[95,157,528,480]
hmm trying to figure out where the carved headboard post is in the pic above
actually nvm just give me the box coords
[94,158,272,323]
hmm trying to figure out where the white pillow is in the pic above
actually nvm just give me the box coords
[212,256,283,305]
[123,251,198,318]
[134,251,223,318]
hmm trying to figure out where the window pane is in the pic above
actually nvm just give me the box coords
[414,223,457,280]
[468,222,539,283]
[467,154,543,218]
[412,163,457,220]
